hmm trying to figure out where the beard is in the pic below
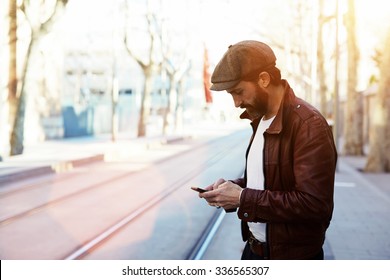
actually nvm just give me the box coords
[244,84,269,119]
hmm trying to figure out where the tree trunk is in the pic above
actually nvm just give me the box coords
[137,69,153,137]
[365,31,390,172]
[10,32,35,155]
[175,78,185,133]
[8,0,18,135]
[162,73,177,135]
[9,0,69,155]
[343,0,363,155]
[124,1,161,138]
[317,0,327,116]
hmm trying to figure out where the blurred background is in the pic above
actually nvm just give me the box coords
[1,0,390,171]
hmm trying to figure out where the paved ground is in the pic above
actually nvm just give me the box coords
[204,154,390,260]
[1,128,389,260]
[326,156,390,259]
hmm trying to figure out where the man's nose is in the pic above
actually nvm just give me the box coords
[233,96,242,108]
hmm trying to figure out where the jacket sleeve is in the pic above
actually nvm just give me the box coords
[230,178,245,188]
[238,115,337,223]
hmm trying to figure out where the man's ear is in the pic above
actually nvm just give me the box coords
[257,71,271,88]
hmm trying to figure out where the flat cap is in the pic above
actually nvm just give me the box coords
[210,40,276,91]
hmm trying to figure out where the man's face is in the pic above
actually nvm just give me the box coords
[227,80,269,119]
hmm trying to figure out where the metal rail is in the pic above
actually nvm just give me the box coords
[61,136,245,260]
[186,209,226,260]
[0,132,244,226]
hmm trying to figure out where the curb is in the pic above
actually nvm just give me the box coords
[0,166,54,185]
[0,136,186,186]
[0,154,104,185]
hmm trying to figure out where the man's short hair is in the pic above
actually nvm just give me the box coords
[242,66,282,86]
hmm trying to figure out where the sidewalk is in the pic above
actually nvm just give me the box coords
[326,155,390,259]
[0,122,247,186]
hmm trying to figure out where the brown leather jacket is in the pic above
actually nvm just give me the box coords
[234,80,337,259]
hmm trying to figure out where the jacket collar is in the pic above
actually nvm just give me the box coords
[240,79,295,134]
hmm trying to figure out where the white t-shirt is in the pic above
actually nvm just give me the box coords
[246,116,275,242]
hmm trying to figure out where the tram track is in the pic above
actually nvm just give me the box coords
[0,129,249,259]
[186,208,226,260]
[0,132,245,226]
[61,142,244,259]
[0,171,83,198]
[0,135,211,198]
[64,165,241,260]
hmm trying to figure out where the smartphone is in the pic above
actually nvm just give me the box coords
[191,186,209,193]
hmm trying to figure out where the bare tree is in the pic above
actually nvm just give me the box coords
[296,1,313,102]
[271,1,315,100]
[175,68,191,133]
[316,0,333,116]
[343,0,363,155]
[124,0,162,137]
[9,0,69,155]
[163,59,191,134]
[159,30,191,135]
[8,0,17,139]
[365,31,390,172]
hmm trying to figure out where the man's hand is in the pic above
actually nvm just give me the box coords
[199,180,242,210]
